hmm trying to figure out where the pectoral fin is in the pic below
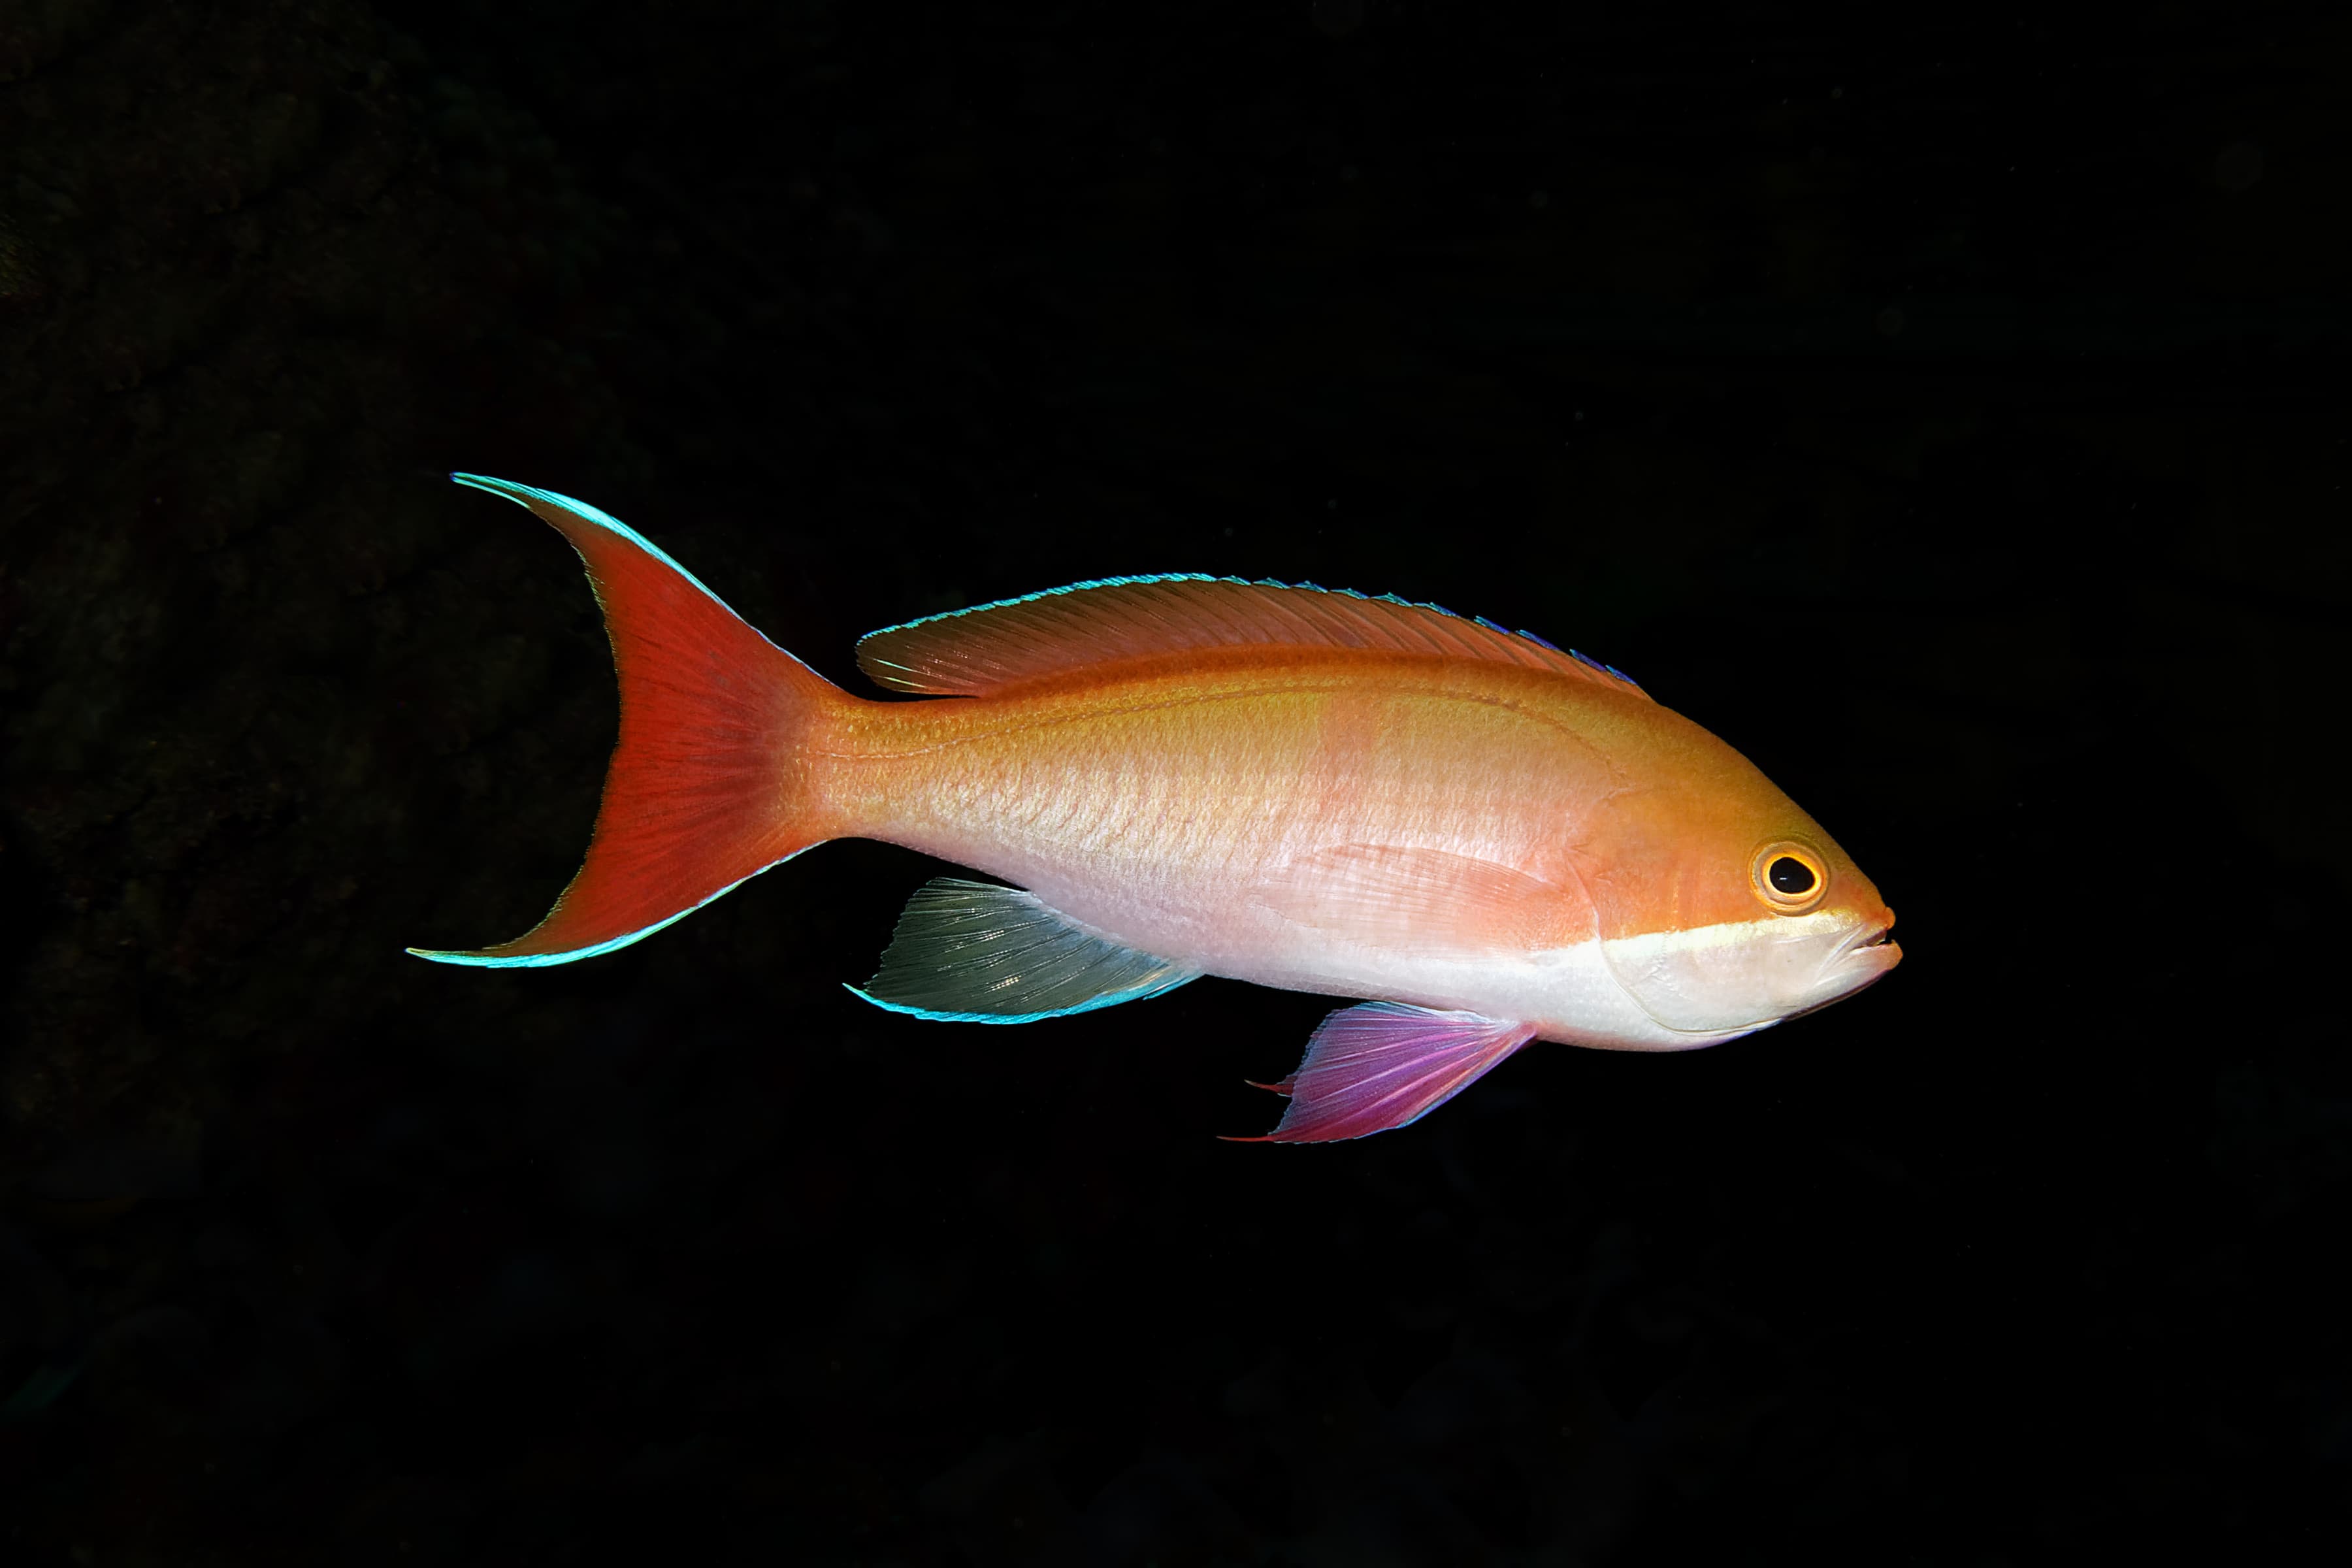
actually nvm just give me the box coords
[1232,1002,1537,1143]
[848,878,1200,1023]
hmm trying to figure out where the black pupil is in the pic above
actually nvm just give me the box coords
[1768,857,1816,895]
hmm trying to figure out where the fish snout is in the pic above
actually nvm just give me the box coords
[1824,907,1901,985]
[1835,906,1897,955]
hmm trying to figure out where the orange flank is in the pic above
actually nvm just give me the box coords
[411,477,1899,1141]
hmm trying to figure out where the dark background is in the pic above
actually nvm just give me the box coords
[2,1,2345,1562]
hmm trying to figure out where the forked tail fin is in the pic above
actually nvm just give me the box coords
[408,474,842,967]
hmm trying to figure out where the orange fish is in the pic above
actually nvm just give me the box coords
[411,476,1900,1141]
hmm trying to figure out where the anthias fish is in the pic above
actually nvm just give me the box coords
[412,475,1900,1141]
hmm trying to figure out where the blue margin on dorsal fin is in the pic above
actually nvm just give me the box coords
[1569,647,1639,688]
[855,573,1643,698]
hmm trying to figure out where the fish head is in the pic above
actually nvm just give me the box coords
[1573,744,1900,1044]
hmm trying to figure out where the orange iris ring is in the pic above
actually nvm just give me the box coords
[1750,840,1831,915]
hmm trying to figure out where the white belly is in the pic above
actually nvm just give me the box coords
[1013,862,1746,1053]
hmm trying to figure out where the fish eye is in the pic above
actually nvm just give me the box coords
[1752,841,1829,914]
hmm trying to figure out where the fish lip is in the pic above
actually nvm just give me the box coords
[1822,915,1901,979]
[1837,911,1899,960]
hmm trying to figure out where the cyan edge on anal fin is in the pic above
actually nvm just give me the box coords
[841,982,1112,1026]
[848,878,1201,1022]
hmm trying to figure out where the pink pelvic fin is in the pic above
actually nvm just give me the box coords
[1230,1003,1537,1143]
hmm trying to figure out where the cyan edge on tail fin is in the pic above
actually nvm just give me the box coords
[408,475,843,968]
[449,474,734,613]
[405,857,803,969]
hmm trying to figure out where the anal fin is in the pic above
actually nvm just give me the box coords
[849,878,1200,1024]
[1233,1002,1535,1143]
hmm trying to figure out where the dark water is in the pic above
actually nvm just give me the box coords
[2,3,2345,1562]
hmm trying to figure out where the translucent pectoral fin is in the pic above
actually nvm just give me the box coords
[1232,1002,1537,1143]
[848,878,1200,1024]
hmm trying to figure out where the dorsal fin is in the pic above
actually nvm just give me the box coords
[853,576,1648,701]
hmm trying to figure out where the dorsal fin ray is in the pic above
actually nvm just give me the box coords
[853,576,1648,701]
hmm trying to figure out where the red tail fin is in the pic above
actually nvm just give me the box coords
[410,475,841,967]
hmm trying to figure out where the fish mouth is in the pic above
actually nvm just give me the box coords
[1833,913,1901,970]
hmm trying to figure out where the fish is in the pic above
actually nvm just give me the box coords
[410,474,1901,1142]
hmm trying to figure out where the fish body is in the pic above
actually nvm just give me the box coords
[834,650,1761,1052]
[412,476,1900,1139]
